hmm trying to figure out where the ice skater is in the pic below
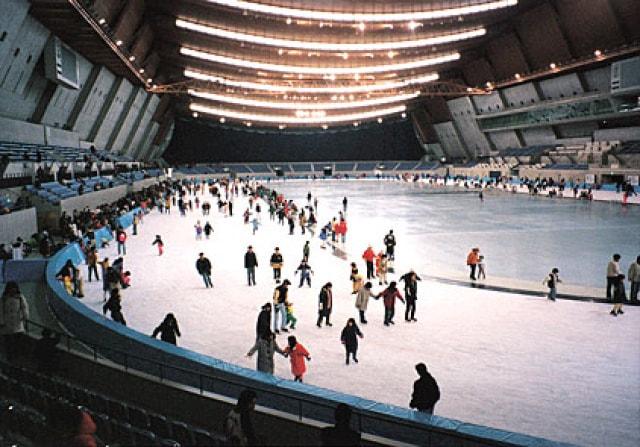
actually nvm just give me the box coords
[399,270,421,322]
[272,279,290,334]
[151,313,181,345]
[342,196,348,211]
[544,268,561,301]
[319,225,328,249]
[294,259,314,288]
[302,241,310,261]
[246,330,286,375]
[196,252,213,288]
[284,335,311,382]
[285,301,297,330]
[340,318,363,365]
[355,282,375,324]
[102,288,125,325]
[466,247,480,280]
[477,255,486,280]
[409,363,440,415]
[204,221,213,239]
[384,230,396,261]
[376,252,389,285]
[270,247,283,283]
[350,263,363,294]
[362,245,376,279]
[244,246,258,286]
[610,274,626,316]
[251,217,260,235]
[152,234,164,256]
[194,221,203,240]
[377,282,404,326]
[316,282,333,328]
[116,228,127,255]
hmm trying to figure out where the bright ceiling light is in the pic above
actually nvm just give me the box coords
[201,0,518,22]
[184,69,439,93]
[176,19,486,51]
[189,103,407,124]
[98,18,106,25]
[187,89,420,110]
[408,21,423,30]
[180,47,460,74]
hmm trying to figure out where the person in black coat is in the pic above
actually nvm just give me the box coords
[321,404,361,446]
[244,246,258,286]
[317,282,333,327]
[409,363,440,414]
[256,303,272,340]
[196,253,213,288]
[102,289,126,326]
[270,247,283,283]
[399,270,421,322]
[340,318,363,365]
[152,313,181,345]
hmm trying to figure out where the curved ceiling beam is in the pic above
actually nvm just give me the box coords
[184,69,439,93]
[176,19,486,51]
[188,89,420,109]
[189,102,407,124]
[202,0,518,23]
[180,47,460,74]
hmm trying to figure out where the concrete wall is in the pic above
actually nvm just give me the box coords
[488,130,522,151]
[433,122,468,159]
[538,73,584,100]
[58,184,128,214]
[0,207,38,244]
[502,83,540,108]
[0,5,172,161]
[447,97,491,156]
[594,127,640,141]
[0,116,45,144]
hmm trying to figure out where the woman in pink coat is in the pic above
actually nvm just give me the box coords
[284,335,311,382]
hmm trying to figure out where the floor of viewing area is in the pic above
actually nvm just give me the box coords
[81,179,639,447]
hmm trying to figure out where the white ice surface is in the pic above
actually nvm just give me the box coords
[81,180,640,447]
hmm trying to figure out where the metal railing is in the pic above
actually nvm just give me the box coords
[23,318,515,447]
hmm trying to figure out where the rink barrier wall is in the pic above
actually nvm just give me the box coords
[0,207,38,246]
[44,246,574,446]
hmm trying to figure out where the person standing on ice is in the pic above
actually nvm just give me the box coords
[319,225,328,249]
[337,218,347,244]
[376,253,389,286]
[251,216,260,235]
[246,330,286,375]
[340,318,363,365]
[377,281,404,326]
[610,274,627,316]
[204,221,213,239]
[116,227,127,256]
[409,363,440,415]
[255,303,271,340]
[196,252,213,288]
[350,263,363,294]
[270,247,283,283]
[384,230,396,261]
[307,191,312,203]
[287,213,296,235]
[284,335,311,382]
[194,221,203,240]
[466,248,480,280]
[272,279,290,334]
[151,313,181,345]
[342,197,348,212]
[294,259,314,288]
[355,282,375,324]
[544,267,561,301]
[152,234,164,256]
[102,288,125,326]
[244,246,258,286]
[316,282,333,328]
[399,270,421,322]
[302,241,310,261]
[362,245,376,280]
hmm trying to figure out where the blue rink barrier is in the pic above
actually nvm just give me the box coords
[116,207,141,229]
[45,243,574,447]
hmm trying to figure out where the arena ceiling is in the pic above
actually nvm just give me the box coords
[30,0,640,131]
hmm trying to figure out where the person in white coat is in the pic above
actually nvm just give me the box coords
[354,282,375,324]
[0,281,30,360]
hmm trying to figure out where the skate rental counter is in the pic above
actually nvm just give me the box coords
[44,240,573,447]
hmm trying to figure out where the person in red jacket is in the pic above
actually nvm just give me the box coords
[377,282,405,326]
[337,218,347,244]
[362,245,376,279]
[284,335,311,382]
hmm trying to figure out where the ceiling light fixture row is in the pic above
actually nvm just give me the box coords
[184,69,439,94]
[189,102,408,124]
[203,0,518,23]
[180,47,460,75]
[175,19,487,52]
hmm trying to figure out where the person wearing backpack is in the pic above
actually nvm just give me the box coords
[544,268,561,301]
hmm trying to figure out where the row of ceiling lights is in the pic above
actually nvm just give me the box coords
[202,0,518,22]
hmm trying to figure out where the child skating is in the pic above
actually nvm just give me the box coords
[152,235,164,256]
[284,335,311,382]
